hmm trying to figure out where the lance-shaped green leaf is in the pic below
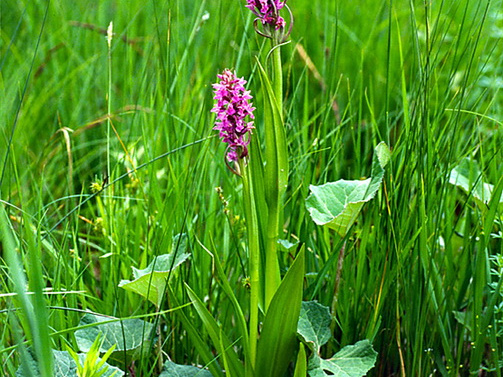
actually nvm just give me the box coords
[297,301,332,353]
[16,350,124,377]
[159,360,213,377]
[168,287,225,377]
[185,284,244,377]
[249,129,269,247]
[119,233,190,307]
[255,57,288,200]
[255,57,287,307]
[449,157,503,205]
[306,142,391,237]
[308,340,377,377]
[197,240,250,364]
[255,247,305,377]
[293,343,308,377]
[1,205,53,377]
[75,314,155,362]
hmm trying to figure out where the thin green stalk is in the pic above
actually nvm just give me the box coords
[331,240,346,315]
[105,23,116,292]
[271,44,284,122]
[263,43,287,309]
[266,44,282,306]
[106,21,113,183]
[240,160,259,377]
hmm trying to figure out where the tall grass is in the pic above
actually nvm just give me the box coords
[1,0,502,375]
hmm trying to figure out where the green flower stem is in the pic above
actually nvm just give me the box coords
[263,43,286,309]
[240,159,260,376]
[271,44,284,123]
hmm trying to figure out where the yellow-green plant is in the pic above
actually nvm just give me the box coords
[67,336,117,377]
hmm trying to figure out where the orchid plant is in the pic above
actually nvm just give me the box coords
[206,2,302,376]
[198,2,381,376]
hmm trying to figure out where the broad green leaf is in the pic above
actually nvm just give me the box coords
[278,238,299,251]
[449,157,503,205]
[297,301,332,352]
[453,311,471,331]
[297,302,377,377]
[159,360,213,377]
[308,340,377,377]
[255,247,305,377]
[306,142,391,237]
[119,233,190,307]
[75,314,155,362]
[16,350,123,377]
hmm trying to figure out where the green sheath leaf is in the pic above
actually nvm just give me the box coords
[255,247,305,377]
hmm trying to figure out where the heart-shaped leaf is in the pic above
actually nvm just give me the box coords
[119,233,190,307]
[449,157,503,205]
[159,360,213,377]
[308,340,377,377]
[306,143,391,237]
[297,302,377,377]
[297,301,332,353]
[75,314,155,362]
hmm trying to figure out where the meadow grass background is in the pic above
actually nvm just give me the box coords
[1,0,502,375]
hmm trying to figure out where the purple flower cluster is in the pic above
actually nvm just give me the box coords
[246,0,286,30]
[212,69,255,162]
